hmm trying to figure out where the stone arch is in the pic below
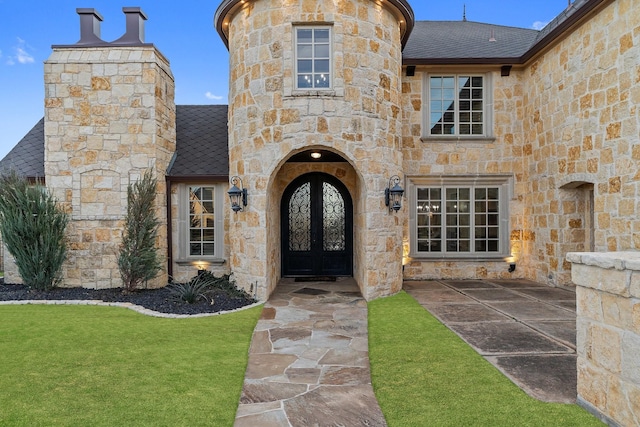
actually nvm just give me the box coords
[557,173,597,190]
[72,165,126,220]
[263,146,366,298]
[554,175,596,284]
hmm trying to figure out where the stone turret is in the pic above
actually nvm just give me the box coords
[42,7,175,288]
[215,0,414,300]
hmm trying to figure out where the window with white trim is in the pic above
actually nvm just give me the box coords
[178,184,224,260]
[426,74,491,137]
[295,27,331,89]
[409,176,510,258]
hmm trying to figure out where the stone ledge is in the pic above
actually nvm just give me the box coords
[0,299,263,318]
[567,251,640,271]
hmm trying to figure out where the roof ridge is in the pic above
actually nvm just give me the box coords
[415,20,539,32]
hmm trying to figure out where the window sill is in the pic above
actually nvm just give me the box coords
[175,258,226,266]
[420,136,496,144]
[408,254,510,262]
[288,89,338,97]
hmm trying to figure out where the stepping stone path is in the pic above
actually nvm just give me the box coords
[234,278,386,427]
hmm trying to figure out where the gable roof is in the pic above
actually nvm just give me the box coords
[167,105,229,179]
[403,21,539,64]
[0,105,230,180]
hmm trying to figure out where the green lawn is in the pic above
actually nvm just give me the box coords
[1,293,604,427]
[0,304,262,427]
[368,292,603,427]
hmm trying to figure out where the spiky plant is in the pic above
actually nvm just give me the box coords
[0,172,68,291]
[168,273,215,304]
[117,170,162,292]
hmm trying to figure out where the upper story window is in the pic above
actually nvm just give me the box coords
[426,74,491,138]
[295,27,331,89]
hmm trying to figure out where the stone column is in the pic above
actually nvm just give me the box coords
[567,251,640,427]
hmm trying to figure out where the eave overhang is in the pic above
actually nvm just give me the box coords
[214,0,414,49]
[402,0,611,68]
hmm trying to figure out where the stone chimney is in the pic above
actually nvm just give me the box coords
[42,7,175,289]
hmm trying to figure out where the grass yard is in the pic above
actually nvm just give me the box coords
[368,292,603,427]
[0,304,262,426]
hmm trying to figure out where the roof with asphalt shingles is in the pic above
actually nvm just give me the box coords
[403,21,539,62]
[168,105,229,178]
[0,118,45,178]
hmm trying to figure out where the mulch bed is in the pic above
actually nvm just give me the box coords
[0,281,256,316]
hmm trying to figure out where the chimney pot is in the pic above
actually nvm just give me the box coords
[113,7,148,45]
[75,8,105,46]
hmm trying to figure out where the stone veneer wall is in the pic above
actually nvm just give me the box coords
[400,69,528,280]
[401,0,640,286]
[39,46,176,289]
[567,251,640,427]
[522,0,640,286]
[225,0,405,300]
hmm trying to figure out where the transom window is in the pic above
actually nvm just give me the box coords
[189,186,216,256]
[409,176,510,258]
[295,27,331,89]
[428,75,486,136]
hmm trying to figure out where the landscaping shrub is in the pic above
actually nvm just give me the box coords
[0,172,68,291]
[118,170,162,292]
[168,271,254,304]
[197,271,253,299]
[168,273,214,304]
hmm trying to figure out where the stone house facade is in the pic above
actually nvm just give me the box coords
[0,0,638,302]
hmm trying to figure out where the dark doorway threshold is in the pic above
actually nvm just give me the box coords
[294,276,337,282]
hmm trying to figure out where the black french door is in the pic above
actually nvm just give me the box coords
[281,173,353,276]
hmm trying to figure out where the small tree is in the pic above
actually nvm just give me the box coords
[118,170,162,292]
[0,172,68,291]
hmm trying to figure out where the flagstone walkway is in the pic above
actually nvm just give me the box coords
[404,278,577,403]
[234,278,386,427]
[234,277,578,426]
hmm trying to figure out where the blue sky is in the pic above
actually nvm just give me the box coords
[0,0,569,159]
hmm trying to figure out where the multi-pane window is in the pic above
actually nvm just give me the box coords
[189,186,215,256]
[428,75,485,136]
[296,27,331,89]
[411,177,509,258]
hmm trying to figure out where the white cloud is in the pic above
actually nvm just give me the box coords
[7,37,34,65]
[532,21,549,30]
[205,92,224,101]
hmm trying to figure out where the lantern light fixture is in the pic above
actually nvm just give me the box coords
[385,175,404,213]
[227,176,247,213]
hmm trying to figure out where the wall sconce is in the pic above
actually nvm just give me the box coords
[508,263,516,273]
[385,175,404,212]
[227,176,247,213]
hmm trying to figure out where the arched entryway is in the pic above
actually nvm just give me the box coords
[281,173,353,277]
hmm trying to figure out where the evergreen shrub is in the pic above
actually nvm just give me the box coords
[118,170,161,292]
[0,172,68,291]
